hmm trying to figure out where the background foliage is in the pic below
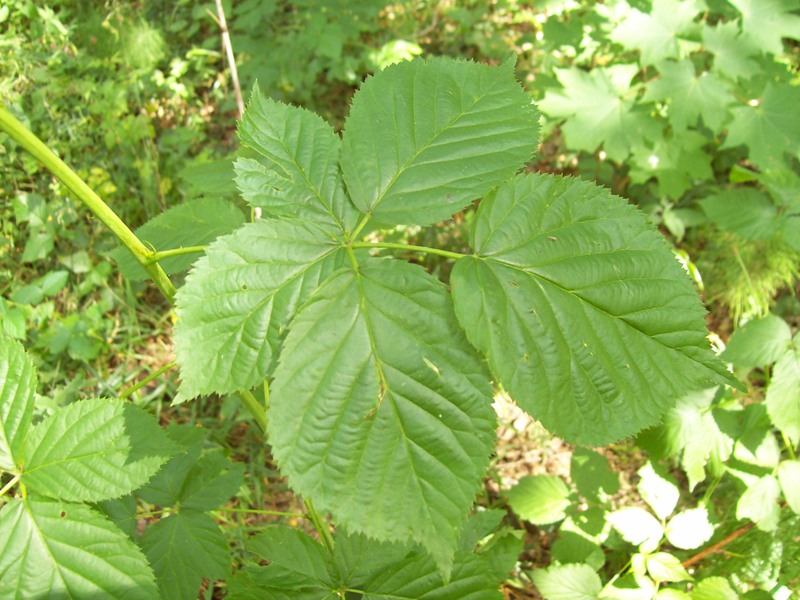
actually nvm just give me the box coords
[1,0,799,598]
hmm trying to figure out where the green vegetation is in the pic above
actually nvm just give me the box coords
[1,1,799,598]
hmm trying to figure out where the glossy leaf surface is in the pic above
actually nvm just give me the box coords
[175,220,346,398]
[22,398,175,502]
[269,259,495,571]
[341,57,539,226]
[0,498,157,600]
[0,335,35,471]
[451,174,736,444]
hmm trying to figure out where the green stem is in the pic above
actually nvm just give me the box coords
[350,212,372,240]
[0,105,176,305]
[0,473,21,497]
[239,389,268,434]
[146,246,207,264]
[217,507,307,519]
[119,361,177,400]
[305,498,334,553]
[350,241,466,261]
[782,431,797,460]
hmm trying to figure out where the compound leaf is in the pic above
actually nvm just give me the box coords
[238,85,359,233]
[269,259,496,573]
[0,498,157,599]
[722,83,800,168]
[341,57,539,226]
[111,197,246,281]
[611,0,701,65]
[702,22,762,81]
[140,511,231,600]
[451,174,737,445]
[538,66,660,161]
[729,0,800,55]
[174,220,346,399]
[241,528,504,599]
[22,398,175,502]
[0,335,36,471]
[643,60,734,131]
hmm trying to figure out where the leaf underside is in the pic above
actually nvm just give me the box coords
[268,259,496,572]
[451,173,737,445]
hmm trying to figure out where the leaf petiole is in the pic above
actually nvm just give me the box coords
[145,246,208,264]
[350,241,465,261]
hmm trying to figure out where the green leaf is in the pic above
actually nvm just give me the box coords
[110,197,246,281]
[766,340,800,446]
[722,84,800,168]
[174,220,346,399]
[136,424,205,507]
[699,188,780,240]
[777,460,800,514]
[736,474,781,531]
[507,475,572,525]
[729,0,800,55]
[242,527,506,599]
[539,65,659,161]
[341,57,539,226]
[643,60,733,131]
[0,335,36,471]
[645,552,692,583]
[532,563,602,600]
[571,448,620,503]
[690,577,738,600]
[141,512,231,600]
[611,0,702,65]
[451,174,737,445]
[269,259,496,572]
[22,398,175,502]
[0,497,157,599]
[721,313,792,368]
[237,85,358,233]
[637,462,679,520]
[659,389,735,489]
[608,507,663,552]
[665,507,715,550]
[701,21,762,81]
[630,131,713,200]
[551,531,605,570]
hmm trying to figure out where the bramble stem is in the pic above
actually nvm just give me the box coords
[0,106,189,296]
[350,241,466,260]
[0,105,176,305]
[682,522,754,568]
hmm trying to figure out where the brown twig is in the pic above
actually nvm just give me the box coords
[212,0,245,119]
[681,522,754,568]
